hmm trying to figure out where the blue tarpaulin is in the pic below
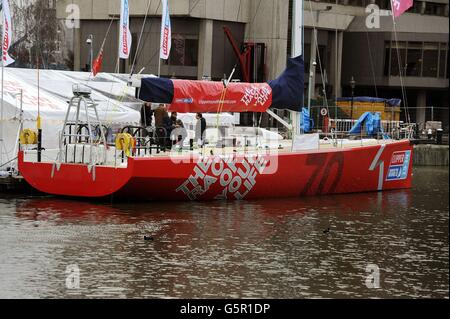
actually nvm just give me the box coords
[349,112,383,136]
[300,108,313,133]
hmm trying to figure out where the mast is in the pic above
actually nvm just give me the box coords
[291,0,303,135]
[1,6,4,167]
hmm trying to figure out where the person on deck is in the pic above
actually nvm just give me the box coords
[154,104,171,150]
[195,113,207,147]
[140,102,153,128]
[169,112,178,128]
[154,104,168,128]
[173,119,187,147]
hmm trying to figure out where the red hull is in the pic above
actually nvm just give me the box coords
[18,140,413,201]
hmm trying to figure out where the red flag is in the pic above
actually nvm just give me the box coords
[92,48,103,77]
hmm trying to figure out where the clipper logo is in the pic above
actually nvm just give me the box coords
[175,97,193,104]
[386,151,411,181]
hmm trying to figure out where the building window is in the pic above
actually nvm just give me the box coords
[405,42,422,76]
[424,2,447,16]
[409,1,424,14]
[422,43,439,77]
[389,41,406,76]
[384,45,390,76]
[130,33,138,64]
[303,43,327,74]
[438,43,447,78]
[166,34,198,67]
[385,41,448,78]
[374,0,391,10]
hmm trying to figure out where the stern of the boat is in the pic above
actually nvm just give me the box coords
[18,151,133,198]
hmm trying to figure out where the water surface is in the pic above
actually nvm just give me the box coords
[0,167,448,298]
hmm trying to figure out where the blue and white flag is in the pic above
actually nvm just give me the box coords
[119,0,132,59]
[160,0,171,60]
[2,0,15,66]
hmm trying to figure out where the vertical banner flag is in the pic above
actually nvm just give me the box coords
[2,0,15,66]
[391,0,414,18]
[119,0,132,59]
[160,0,171,60]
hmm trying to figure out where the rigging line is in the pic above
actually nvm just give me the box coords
[106,0,157,120]
[365,30,379,97]
[236,0,242,21]
[216,87,227,129]
[250,0,262,128]
[251,0,263,26]
[334,1,338,123]
[307,1,330,116]
[86,15,116,84]
[0,156,18,170]
[189,0,202,15]
[390,14,411,125]
[139,1,163,68]
[130,0,152,76]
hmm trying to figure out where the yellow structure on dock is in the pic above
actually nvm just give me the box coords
[337,97,401,121]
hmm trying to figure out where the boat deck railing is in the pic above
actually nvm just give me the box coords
[327,119,415,140]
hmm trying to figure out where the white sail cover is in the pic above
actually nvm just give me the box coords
[0,68,141,168]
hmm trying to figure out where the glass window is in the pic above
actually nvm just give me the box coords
[405,42,422,76]
[447,49,449,79]
[384,43,390,76]
[167,34,198,67]
[347,0,368,7]
[390,42,407,76]
[375,0,391,10]
[130,33,138,63]
[316,45,327,74]
[438,43,447,78]
[184,39,198,66]
[422,42,438,77]
[424,2,447,16]
[304,43,310,73]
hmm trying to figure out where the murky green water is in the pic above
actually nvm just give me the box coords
[0,167,448,298]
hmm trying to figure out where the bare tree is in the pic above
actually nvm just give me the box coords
[8,0,68,69]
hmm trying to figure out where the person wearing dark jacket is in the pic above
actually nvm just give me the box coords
[169,112,178,128]
[154,104,168,128]
[195,113,207,146]
[140,102,153,127]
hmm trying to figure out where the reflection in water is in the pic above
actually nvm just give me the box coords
[0,167,448,298]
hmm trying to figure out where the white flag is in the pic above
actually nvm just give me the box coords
[160,0,171,60]
[119,0,132,59]
[2,0,15,66]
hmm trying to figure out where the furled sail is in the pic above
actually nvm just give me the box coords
[139,55,304,113]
